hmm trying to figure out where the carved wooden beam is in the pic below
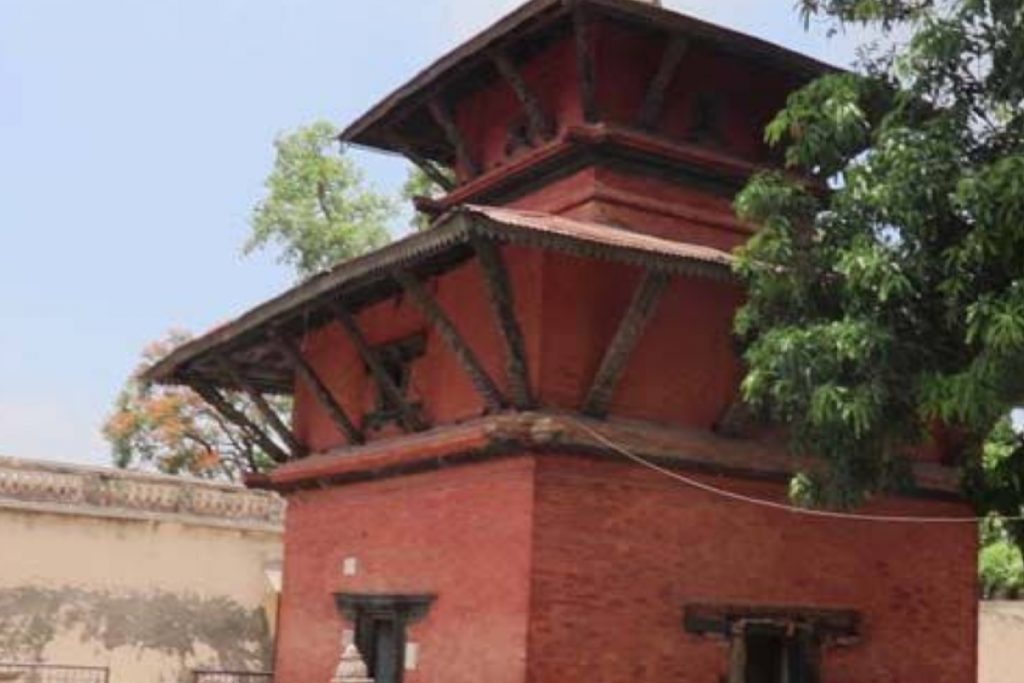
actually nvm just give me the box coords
[582,271,671,418]
[214,355,306,459]
[270,330,365,446]
[394,270,506,413]
[637,36,689,131]
[328,302,429,433]
[491,50,554,143]
[471,236,534,409]
[190,379,290,464]
[428,98,480,178]
[572,3,598,123]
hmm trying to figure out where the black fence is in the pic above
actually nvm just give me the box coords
[0,664,109,683]
[192,672,273,683]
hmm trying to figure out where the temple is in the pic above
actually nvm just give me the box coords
[145,1,978,681]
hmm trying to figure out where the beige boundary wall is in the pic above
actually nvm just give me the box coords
[980,601,1024,683]
[0,456,284,683]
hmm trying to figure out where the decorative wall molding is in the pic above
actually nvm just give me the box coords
[0,456,284,532]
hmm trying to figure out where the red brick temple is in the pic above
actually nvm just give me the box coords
[147,1,978,681]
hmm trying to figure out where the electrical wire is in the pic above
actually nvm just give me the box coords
[564,416,1024,525]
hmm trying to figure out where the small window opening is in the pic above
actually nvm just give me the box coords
[684,604,856,683]
[730,623,820,683]
[363,334,425,431]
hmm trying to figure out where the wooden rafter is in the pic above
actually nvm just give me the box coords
[428,98,480,178]
[269,330,365,446]
[214,355,306,459]
[572,3,598,123]
[387,134,455,191]
[636,35,689,130]
[394,270,506,413]
[190,379,290,464]
[471,236,534,409]
[328,301,429,433]
[582,271,671,417]
[491,49,554,143]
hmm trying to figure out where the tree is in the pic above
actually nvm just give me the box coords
[108,121,415,480]
[245,120,395,278]
[734,0,1024,555]
[103,331,282,479]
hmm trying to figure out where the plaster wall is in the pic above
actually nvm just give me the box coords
[979,601,1024,683]
[0,458,284,683]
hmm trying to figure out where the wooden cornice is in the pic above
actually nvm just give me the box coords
[255,411,963,501]
[423,123,777,213]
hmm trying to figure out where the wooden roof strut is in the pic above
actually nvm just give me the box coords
[270,329,366,446]
[583,270,671,417]
[471,235,534,409]
[190,379,290,465]
[637,35,689,130]
[428,98,480,178]
[491,49,554,143]
[394,269,506,413]
[329,301,429,433]
[215,354,307,459]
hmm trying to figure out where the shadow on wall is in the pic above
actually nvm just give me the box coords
[0,587,272,683]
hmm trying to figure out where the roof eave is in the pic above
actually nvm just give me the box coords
[143,206,735,390]
[339,0,839,151]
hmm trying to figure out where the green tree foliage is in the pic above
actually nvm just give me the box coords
[980,517,1024,598]
[246,120,395,277]
[735,0,1024,545]
[103,331,281,479]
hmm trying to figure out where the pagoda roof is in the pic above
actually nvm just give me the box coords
[341,0,837,160]
[144,205,733,394]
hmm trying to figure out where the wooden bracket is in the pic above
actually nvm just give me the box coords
[471,236,534,409]
[394,270,506,413]
[270,330,365,446]
[582,271,671,417]
[637,35,689,131]
[428,98,480,178]
[190,379,290,465]
[572,3,598,123]
[215,355,307,459]
[329,302,429,433]
[491,49,554,143]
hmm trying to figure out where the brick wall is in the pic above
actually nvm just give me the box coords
[527,455,978,683]
[274,458,536,683]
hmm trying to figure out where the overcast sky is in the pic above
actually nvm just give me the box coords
[0,0,870,466]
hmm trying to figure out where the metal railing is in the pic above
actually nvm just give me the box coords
[192,671,273,683]
[0,664,109,683]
